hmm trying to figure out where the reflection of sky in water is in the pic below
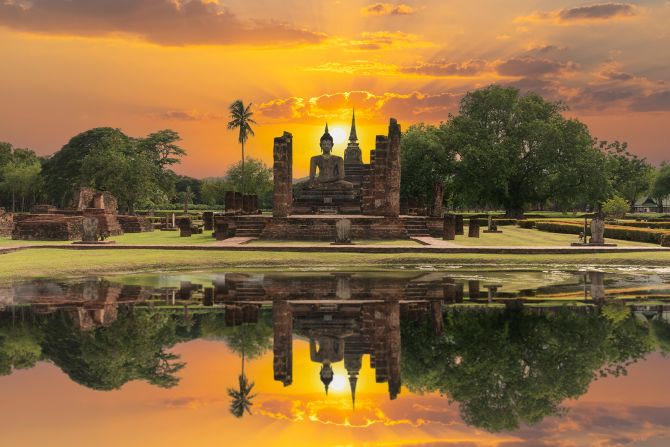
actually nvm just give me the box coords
[1,338,670,447]
[1,270,670,446]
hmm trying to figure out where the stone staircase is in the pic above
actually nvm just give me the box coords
[403,218,430,237]
[233,218,266,237]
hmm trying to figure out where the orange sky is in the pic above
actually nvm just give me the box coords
[0,0,669,178]
[1,339,670,446]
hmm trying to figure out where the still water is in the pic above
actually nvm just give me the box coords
[1,270,670,446]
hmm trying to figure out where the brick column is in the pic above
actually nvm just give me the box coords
[273,132,293,217]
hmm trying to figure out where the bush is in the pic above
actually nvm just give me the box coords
[602,195,629,219]
[517,220,537,229]
[534,220,670,244]
[615,221,670,229]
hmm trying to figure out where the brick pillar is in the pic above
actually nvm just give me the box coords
[455,214,464,235]
[386,300,401,400]
[468,219,480,238]
[273,300,293,386]
[273,132,293,217]
[468,280,480,300]
[443,214,456,240]
[431,181,444,217]
[225,191,234,212]
[385,118,401,217]
[202,212,213,231]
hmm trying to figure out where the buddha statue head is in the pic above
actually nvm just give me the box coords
[320,123,334,155]
[320,362,334,394]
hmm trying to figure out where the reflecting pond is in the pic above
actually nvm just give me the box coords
[1,270,670,446]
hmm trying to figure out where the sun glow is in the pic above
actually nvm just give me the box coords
[330,127,347,145]
[329,374,347,392]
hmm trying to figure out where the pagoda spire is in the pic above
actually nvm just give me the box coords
[348,108,358,142]
[349,373,358,410]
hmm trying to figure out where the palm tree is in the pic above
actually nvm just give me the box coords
[227,100,257,195]
[227,372,256,417]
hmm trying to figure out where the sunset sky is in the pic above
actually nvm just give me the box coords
[1,0,669,178]
[2,339,670,446]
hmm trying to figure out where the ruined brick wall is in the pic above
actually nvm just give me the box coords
[71,187,96,211]
[12,214,84,240]
[117,215,153,232]
[0,209,13,237]
[273,132,293,217]
[361,118,401,217]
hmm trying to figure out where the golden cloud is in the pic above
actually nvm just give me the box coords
[361,3,416,17]
[257,90,461,123]
[516,2,639,25]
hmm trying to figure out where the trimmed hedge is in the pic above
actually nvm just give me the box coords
[467,218,518,226]
[616,221,670,229]
[533,220,670,244]
[517,220,537,229]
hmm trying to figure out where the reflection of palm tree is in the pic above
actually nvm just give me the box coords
[226,325,258,418]
[228,373,256,418]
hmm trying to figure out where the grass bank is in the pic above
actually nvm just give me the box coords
[1,248,669,283]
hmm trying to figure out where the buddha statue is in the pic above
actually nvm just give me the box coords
[305,124,353,191]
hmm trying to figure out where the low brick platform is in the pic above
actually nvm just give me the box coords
[213,214,443,240]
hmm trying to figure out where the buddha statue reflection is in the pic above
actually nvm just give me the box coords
[305,124,353,191]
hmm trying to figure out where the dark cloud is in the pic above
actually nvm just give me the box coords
[361,3,416,16]
[629,90,670,112]
[496,57,577,77]
[559,3,637,21]
[0,0,325,46]
[401,59,488,77]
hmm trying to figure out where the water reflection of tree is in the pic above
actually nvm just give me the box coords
[0,314,43,376]
[200,313,271,418]
[401,308,656,432]
[41,308,185,390]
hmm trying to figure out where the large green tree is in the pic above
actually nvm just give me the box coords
[447,85,606,217]
[651,162,670,212]
[400,123,457,215]
[42,127,185,211]
[602,140,654,207]
[0,152,42,212]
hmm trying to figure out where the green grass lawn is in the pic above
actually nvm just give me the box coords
[247,239,422,246]
[452,225,658,247]
[1,248,670,283]
[110,231,217,245]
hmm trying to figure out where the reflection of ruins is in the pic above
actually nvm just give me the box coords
[273,298,402,405]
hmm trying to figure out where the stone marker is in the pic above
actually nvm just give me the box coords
[203,212,213,231]
[333,219,352,244]
[468,219,480,238]
[81,217,99,242]
[590,216,605,244]
[483,215,503,233]
[455,215,464,235]
[443,214,456,240]
[203,288,214,306]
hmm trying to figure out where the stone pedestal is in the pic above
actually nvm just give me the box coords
[455,215,464,235]
[443,214,456,240]
[468,220,480,238]
[178,217,192,237]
